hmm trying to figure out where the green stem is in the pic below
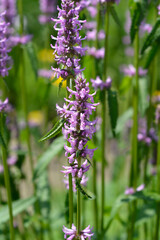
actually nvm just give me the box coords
[77,187,81,234]
[66,79,74,227]
[155,124,160,240]
[132,31,139,189]
[128,31,139,240]
[18,0,34,175]
[69,173,73,227]
[92,1,101,235]
[101,3,110,235]
[77,158,81,235]
[0,114,14,240]
[19,48,34,175]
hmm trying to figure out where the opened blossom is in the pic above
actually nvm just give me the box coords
[63,224,94,240]
[91,76,112,91]
[64,174,88,192]
[120,64,147,77]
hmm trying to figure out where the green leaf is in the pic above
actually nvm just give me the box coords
[25,42,38,80]
[110,6,121,27]
[116,108,133,135]
[141,18,160,54]
[145,43,159,68]
[108,90,118,137]
[75,179,95,200]
[0,196,36,224]
[119,76,132,95]
[39,118,65,142]
[130,2,144,43]
[136,203,156,226]
[34,136,65,180]
[0,131,6,149]
[36,171,51,232]
[139,78,148,116]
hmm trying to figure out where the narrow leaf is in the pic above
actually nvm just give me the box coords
[130,2,144,43]
[0,131,6,149]
[25,42,38,80]
[75,179,95,200]
[110,6,121,27]
[141,18,160,54]
[34,136,65,180]
[0,196,37,224]
[108,90,118,137]
[116,108,133,135]
[145,43,159,68]
[39,118,65,142]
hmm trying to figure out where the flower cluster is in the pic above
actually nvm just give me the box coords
[0,12,11,77]
[51,0,86,79]
[101,0,120,3]
[0,98,10,112]
[0,0,16,24]
[158,5,160,15]
[57,75,98,180]
[39,0,56,24]
[87,47,104,59]
[120,64,147,77]
[63,224,94,240]
[0,156,17,174]
[91,76,112,91]
[125,184,145,195]
[64,174,88,192]
[155,104,160,124]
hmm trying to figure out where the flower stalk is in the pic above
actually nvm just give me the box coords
[0,113,14,240]
[155,122,160,239]
[18,0,34,175]
[101,2,110,235]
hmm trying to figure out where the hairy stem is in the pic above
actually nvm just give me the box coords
[101,3,110,236]
[155,124,160,240]
[0,114,14,240]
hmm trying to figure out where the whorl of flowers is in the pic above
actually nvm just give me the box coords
[156,104,160,124]
[51,0,86,80]
[56,75,98,180]
[63,224,94,240]
[0,0,16,24]
[158,5,160,15]
[39,0,56,24]
[101,0,120,4]
[91,76,112,91]
[0,12,11,77]
[0,98,9,112]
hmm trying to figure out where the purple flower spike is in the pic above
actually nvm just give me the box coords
[0,12,12,77]
[63,224,94,239]
[0,0,16,24]
[51,0,87,79]
[57,74,98,180]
